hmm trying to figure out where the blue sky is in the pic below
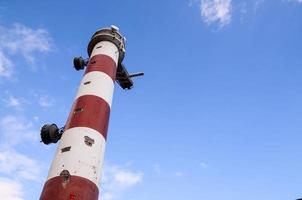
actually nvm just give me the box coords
[0,0,301,199]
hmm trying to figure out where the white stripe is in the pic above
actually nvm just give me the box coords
[90,41,119,65]
[75,71,114,107]
[47,127,106,186]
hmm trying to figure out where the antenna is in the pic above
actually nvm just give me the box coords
[116,63,144,89]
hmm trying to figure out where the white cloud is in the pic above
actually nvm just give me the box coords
[0,115,37,147]
[0,178,24,200]
[175,171,183,177]
[254,0,265,11]
[5,95,22,109]
[33,116,39,122]
[200,162,209,168]
[289,0,302,3]
[7,96,20,107]
[0,150,41,181]
[102,164,143,200]
[114,170,142,187]
[0,115,42,198]
[153,164,161,174]
[0,23,52,78]
[38,95,54,108]
[200,0,232,27]
[284,0,302,3]
[0,23,52,63]
[0,51,13,77]
[0,116,40,181]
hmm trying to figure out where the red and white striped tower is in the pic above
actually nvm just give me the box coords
[40,26,129,200]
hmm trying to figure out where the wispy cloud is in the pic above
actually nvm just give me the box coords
[0,23,52,63]
[175,171,184,177]
[287,0,302,3]
[153,163,161,174]
[0,178,24,200]
[0,23,52,78]
[38,95,54,108]
[0,115,37,147]
[200,162,209,168]
[102,163,143,200]
[7,96,20,107]
[0,115,41,200]
[0,116,41,180]
[0,51,13,78]
[200,0,232,27]
[193,0,302,28]
[255,0,265,8]
[4,95,22,109]
[0,150,42,181]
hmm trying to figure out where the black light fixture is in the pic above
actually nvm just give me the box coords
[73,56,88,71]
[40,124,64,145]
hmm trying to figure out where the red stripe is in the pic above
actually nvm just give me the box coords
[85,54,117,81]
[40,175,98,200]
[65,95,110,140]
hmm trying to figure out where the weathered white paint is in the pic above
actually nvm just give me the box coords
[75,71,114,107]
[90,41,119,65]
[47,127,106,186]
[46,40,119,188]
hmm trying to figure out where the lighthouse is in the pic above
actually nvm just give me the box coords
[39,25,143,200]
